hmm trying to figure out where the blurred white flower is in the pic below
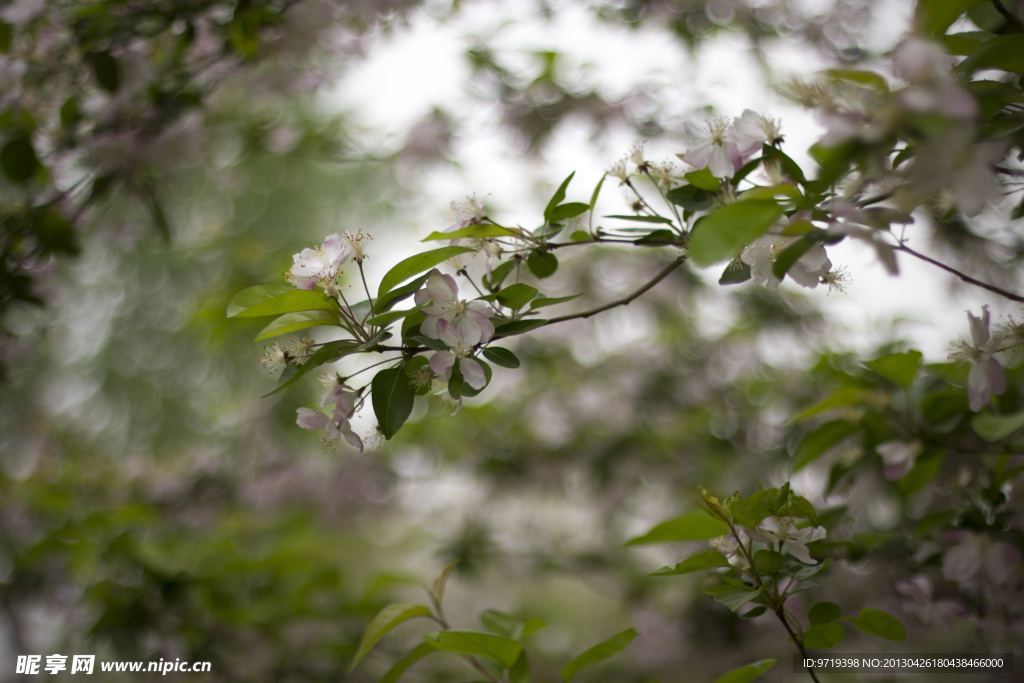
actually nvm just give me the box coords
[949,306,1006,411]
[287,234,352,291]
[682,116,739,178]
[415,269,494,342]
[0,57,26,109]
[0,0,45,25]
[876,440,922,480]
[712,535,751,571]
[744,516,826,564]
[296,406,363,452]
[428,318,488,390]
[740,236,831,291]
[942,531,1020,586]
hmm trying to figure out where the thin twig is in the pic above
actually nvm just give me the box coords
[895,244,1024,303]
[775,608,822,683]
[543,256,686,325]
[991,0,1024,32]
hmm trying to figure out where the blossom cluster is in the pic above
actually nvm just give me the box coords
[714,515,827,569]
[415,269,494,391]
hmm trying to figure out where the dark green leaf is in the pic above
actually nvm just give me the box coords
[761,145,806,184]
[366,307,423,327]
[495,283,539,311]
[484,260,517,291]
[865,350,923,389]
[740,606,768,618]
[560,628,637,682]
[89,52,120,92]
[254,311,340,341]
[633,230,680,247]
[626,511,730,545]
[713,587,764,612]
[60,97,82,128]
[372,367,415,440]
[752,550,784,576]
[1,136,39,184]
[841,608,905,642]
[482,347,520,369]
[712,659,775,683]
[667,184,715,212]
[688,200,783,267]
[494,319,548,339]
[544,172,576,223]
[375,273,430,314]
[647,550,729,576]
[771,237,815,281]
[527,251,558,279]
[957,33,1024,74]
[351,603,432,671]
[792,420,860,471]
[915,0,982,36]
[378,247,475,300]
[808,602,842,625]
[426,631,523,669]
[548,202,589,222]
[33,210,80,255]
[728,485,789,528]
[803,622,845,649]
[896,449,944,495]
[719,258,752,285]
[480,609,524,639]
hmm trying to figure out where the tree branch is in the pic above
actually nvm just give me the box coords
[544,256,687,325]
[991,0,1024,32]
[895,244,1024,303]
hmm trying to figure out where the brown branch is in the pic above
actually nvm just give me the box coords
[991,0,1024,32]
[543,256,687,325]
[776,608,822,683]
[895,244,1024,303]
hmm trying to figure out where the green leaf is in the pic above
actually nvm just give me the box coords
[480,609,525,639]
[896,449,944,495]
[229,289,340,318]
[423,224,519,241]
[957,33,1024,74]
[495,283,539,311]
[792,420,860,471]
[713,587,764,612]
[254,311,340,341]
[719,258,752,285]
[761,145,806,184]
[823,68,889,92]
[482,347,520,369]
[771,237,815,281]
[971,410,1024,442]
[531,293,582,309]
[527,251,558,278]
[351,603,432,671]
[803,622,845,649]
[865,350,923,388]
[522,618,547,637]
[808,601,842,625]
[793,383,865,422]
[60,97,82,128]
[544,172,576,223]
[484,260,517,291]
[264,335,388,397]
[752,550,784,576]
[366,307,424,327]
[378,247,475,300]
[89,52,120,92]
[841,608,906,642]
[667,184,715,212]
[560,628,637,682]
[728,486,789,528]
[684,168,721,191]
[494,319,548,339]
[1,136,40,184]
[633,230,680,247]
[33,210,80,256]
[227,284,300,317]
[549,202,590,222]
[648,549,729,576]
[712,659,775,683]
[603,214,675,224]
[626,511,729,545]
[372,367,415,440]
[380,643,436,683]
[426,631,523,669]
[688,200,783,267]
[915,0,982,36]
[375,273,431,314]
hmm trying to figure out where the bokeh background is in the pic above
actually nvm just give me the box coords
[2,1,1022,681]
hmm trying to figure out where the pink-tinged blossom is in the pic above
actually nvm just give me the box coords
[949,306,1006,411]
[740,236,832,291]
[876,440,921,480]
[0,0,45,25]
[414,269,494,342]
[896,575,967,625]
[744,516,827,564]
[942,531,1020,586]
[712,535,751,571]
[0,57,26,109]
[428,318,487,390]
[288,233,351,290]
[729,109,780,156]
[296,406,363,452]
